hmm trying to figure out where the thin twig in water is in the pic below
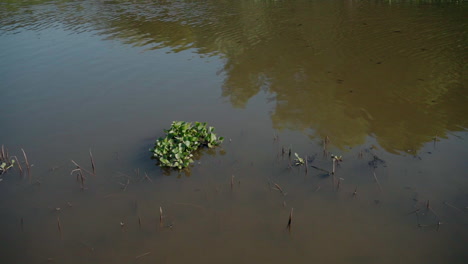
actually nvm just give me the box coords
[305,155,308,174]
[337,178,344,191]
[287,208,293,232]
[57,217,62,238]
[373,170,382,192]
[135,252,151,259]
[122,178,130,192]
[443,201,465,213]
[144,172,153,182]
[310,166,330,174]
[425,200,440,219]
[231,175,234,190]
[21,149,31,182]
[159,206,163,227]
[71,160,93,176]
[11,156,23,177]
[0,145,5,161]
[273,183,286,196]
[80,171,85,190]
[89,149,96,176]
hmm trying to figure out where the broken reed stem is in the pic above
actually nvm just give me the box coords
[11,156,24,177]
[443,201,465,213]
[287,208,293,232]
[305,155,308,174]
[21,149,31,182]
[135,252,151,259]
[323,136,330,156]
[89,149,96,176]
[373,171,382,192]
[123,178,130,192]
[159,206,163,227]
[0,145,5,161]
[80,170,85,190]
[336,178,342,191]
[332,158,336,175]
[71,160,93,176]
[144,172,153,182]
[274,183,286,196]
[57,217,62,237]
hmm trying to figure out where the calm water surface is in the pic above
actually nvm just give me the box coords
[1,0,467,263]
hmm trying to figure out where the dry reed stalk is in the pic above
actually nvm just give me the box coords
[425,200,440,219]
[310,166,330,174]
[89,149,96,176]
[274,183,286,196]
[123,178,130,192]
[373,171,382,192]
[57,217,62,237]
[4,146,9,161]
[135,252,151,259]
[0,145,4,161]
[287,208,293,232]
[231,175,234,190]
[159,206,163,227]
[144,172,153,182]
[336,178,343,190]
[323,136,330,156]
[332,158,336,175]
[80,171,85,190]
[71,160,93,176]
[305,155,308,174]
[11,156,24,177]
[443,201,464,213]
[21,149,31,181]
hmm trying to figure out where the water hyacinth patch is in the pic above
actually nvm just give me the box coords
[150,121,224,169]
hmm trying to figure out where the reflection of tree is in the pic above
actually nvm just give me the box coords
[1,0,466,153]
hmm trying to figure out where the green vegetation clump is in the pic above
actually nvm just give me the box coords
[150,121,224,169]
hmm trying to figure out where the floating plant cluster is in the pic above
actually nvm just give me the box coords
[150,121,224,169]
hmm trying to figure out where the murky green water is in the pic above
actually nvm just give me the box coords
[1,0,467,263]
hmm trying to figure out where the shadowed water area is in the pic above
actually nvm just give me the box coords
[1,0,467,263]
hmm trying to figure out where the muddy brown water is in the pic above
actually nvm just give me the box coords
[0,0,467,263]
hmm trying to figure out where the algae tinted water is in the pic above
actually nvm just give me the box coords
[0,1,467,263]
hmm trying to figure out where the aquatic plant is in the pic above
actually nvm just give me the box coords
[0,159,15,175]
[293,153,304,166]
[150,121,224,169]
